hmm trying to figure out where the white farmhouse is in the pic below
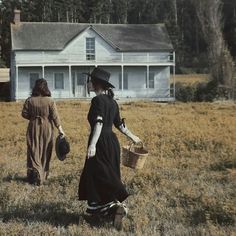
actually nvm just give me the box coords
[10,11,175,100]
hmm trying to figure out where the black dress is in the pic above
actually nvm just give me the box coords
[78,94,129,206]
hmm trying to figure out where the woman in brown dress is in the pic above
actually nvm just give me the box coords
[22,78,65,185]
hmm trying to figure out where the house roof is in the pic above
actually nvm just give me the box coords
[11,22,174,52]
[0,68,10,82]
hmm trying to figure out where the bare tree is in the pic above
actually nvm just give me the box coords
[173,0,178,26]
[193,0,235,98]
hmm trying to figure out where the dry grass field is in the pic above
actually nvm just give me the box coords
[0,100,236,236]
[171,74,209,85]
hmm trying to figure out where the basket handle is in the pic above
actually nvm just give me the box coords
[129,141,144,151]
[128,142,134,152]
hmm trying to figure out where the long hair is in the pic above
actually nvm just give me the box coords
[31,78,51,97]
[91,77,114,98]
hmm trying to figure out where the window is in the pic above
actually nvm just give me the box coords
[124,73,128,90]
[77,73,86,85]
[145,72,148,88]
[119,73,128,90]
[54,73,64,89]
[30,73,39,89]
[86,37,95,60]
[149,72,155,89]
[119,73,122,90]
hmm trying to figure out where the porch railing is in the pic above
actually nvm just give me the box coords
[16,52,175,65]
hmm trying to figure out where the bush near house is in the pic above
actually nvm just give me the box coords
[175,80,218,102]
[172,74,234,102]
[0,101,235,235]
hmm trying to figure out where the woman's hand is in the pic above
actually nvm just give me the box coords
[131,135,142,144]
[87,144,96,159]
[58,125,65,137]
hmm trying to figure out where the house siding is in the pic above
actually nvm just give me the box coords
[16,67,71,99]
[76,66,170,98]
[14,65,171,99]
[62,29,118,62]
[45,67,71,98]
[17,67,42,98]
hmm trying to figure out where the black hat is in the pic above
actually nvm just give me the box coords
[86,67,115,88]
[55,135,70,161]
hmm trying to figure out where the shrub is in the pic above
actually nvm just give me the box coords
[174,80,219,102]
[175,82,196,102]
[195,80,218,102]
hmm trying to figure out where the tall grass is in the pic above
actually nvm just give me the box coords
[171,74,209,85]
[0,101,235,235]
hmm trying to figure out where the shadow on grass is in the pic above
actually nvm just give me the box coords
[2,173,28,183]
[190,205,235,226]
[45,173,76,187]
[179,194,235,227]
[3,173,78,187]
[81,213,114,228]
[1,202,115,228]
[1,202,80,227]
[210,160,236,171]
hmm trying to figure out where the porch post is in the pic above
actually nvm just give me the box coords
[147,65,149,90]
[15,66,18,100]
[42,66,45,78]
[121,65,124,94]
[69,65,72,98]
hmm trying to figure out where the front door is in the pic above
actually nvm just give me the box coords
[75,73,87,97]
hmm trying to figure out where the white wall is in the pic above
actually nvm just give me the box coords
[150,66,170,97]
[91,66,170,98]
[17,67,71,99]
[44,67,71,98]
[68,65,170,99]
[62,29,120,62]
[15,65,170,99]
[17,67,42,99]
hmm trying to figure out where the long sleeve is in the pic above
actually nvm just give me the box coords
[21,98,31,120]
[50,101,61,128]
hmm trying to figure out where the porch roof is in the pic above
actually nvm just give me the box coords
[11,23,173,52]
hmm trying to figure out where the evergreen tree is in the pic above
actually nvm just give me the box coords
[0,0,235,70]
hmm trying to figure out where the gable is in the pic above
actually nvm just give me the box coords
[62,27,117,55]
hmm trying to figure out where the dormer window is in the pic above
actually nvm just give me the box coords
[86,37,95,60]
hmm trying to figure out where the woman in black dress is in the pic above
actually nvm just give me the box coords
[78,67,141,229]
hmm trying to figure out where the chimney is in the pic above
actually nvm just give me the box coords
[14,9,21,24]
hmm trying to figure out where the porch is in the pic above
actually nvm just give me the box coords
[13,64,176,100]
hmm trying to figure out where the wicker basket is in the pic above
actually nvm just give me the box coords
[122,143,148,169]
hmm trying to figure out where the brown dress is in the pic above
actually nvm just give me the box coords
[22,96,61,185]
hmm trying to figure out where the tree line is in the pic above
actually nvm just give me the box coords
[0,0,235,92]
